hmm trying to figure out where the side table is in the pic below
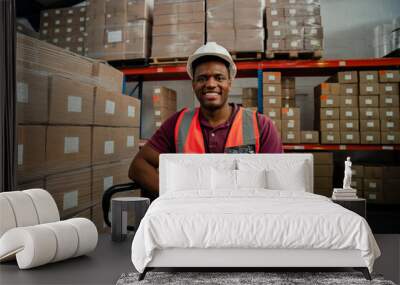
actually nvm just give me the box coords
[111,197,150,242]
[331,198,366,219]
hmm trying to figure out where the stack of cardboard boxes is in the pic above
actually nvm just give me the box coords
[152,0,204,58]
[16,33,141,233]
[313,152,334,197]
[241,88,258,109]
[315,70,400,144]
[265,0,323,57]
[39,6,87,55]
[207,0,264,54]
[152,87,177,129]
[86,0,152,60]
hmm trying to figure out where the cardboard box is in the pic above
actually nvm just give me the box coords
[363,178,383,192]
[364,166,383,178]
[379,83,399,96]
[281,98,296,108]
[321,131,340,144]
[92,62,123,93]
[266,7,285,18]
[381,119,400,131]
[314,177,333,190]
[379,70,400,83]
[380,94,399,108]
[270,119,281,132]
[282,131,300,144]
[318,83,340,96]
[304,15,321,26]
[352,165,364,177]
[381,132,400,144]
[340,120,359,131]
[350,178,363,190]
[152,87,177,108]
[94,87,120,126]
[300,131,319,143]
[242,99,258,108]
[359,83,379,95]
[46,126,91,174]
[339,96,358,108]
[320,108,340,120]
[359,71,379,83]
[16,67,48,124]
[263,84,281,96]
[359,95,379,108]
[340,84,358,96]
[45,168,91,219]
[383,179,400,204]
[304,38,323,50]
[281,77,295,89]
[48,75,95,125]
[360,120,380,132]
[92,127,122,165]
[359,108,379,120]
[285,37,304,50]
[242,88,258,99]
[360,132,381,144]
[340,131,360,144]
[17,126,47,183]
[364,190,384,203]
[17,179,45,191]
[313,152,333,165]
[340,108,359,120]
[72,208,91,219]
[314,164,333,177]
[319,95,340,108]
[266,39,284,51]
[320,120,340,132]
[263,72,281,84]
[282,120,300,132]
[380,108,400,121]
[119,127,140,159]
[281,107,300,121]
[281,88,296,98]
[263,108,281,120]
[337,71,358,84]
[263,96,282,108]
[119,95,141,127]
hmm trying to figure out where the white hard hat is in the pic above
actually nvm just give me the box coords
[186,42,237,80]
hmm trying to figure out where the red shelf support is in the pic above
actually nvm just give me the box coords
[284,144,400,151]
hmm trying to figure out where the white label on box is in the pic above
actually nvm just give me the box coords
[290,41,299,47]
[369,182,376,188]
[386,111,394,117]
[268,86,276,92]
[154,88,160,94]
[289,20,297,26]
[77,47,82,52]
[42,29,48,35]
[344,74,352,81]
[327,123,334,129]
[387,135,395,141]
[107,30,122,43]
[387,122,394,128]
[17,144,23,166]
[64,137,79,154]
[103,176,113,191]
[366,111,373,116]
[269,111,276,117]
[78,37,83,42]
[387,73,394,79]
[128,105,135,117]
[17,82,29,103]
[80,27,84,32]
[346,122,353,128]
[369,193,377,200]
[346,134,354,140]
[271,9,278,16]
[54,28,60,33]
[289,8,296,15]
[345,111,353,117]
[80,17,85,22]
[345,98,352,105]
[55,9,60,14]
[55,20,60,25]
[272,42,279,49]
[307,18,316,25]
[105,100,115,115]
[67,96,82,113]
[385,86,393,92]
[288,109,294,116]
[288,121,294,128]
[67,28,72,33]
[307,6,314,12]
[367,121,374,127]
[326,99,333,105]
[63,191,78,210]
[67,19,72,24]
[154,110,161,116]
[327,135,334,141]
[68,9,73,14]
[274,30,281,36]
[326,110,333,116]
[385,98,393,104]
[365,99,372,105]
[268,75,276,81]
[155,121,162,127]
[305,133,313,139]
[53,38,59,43]
[80,7,86,12]
[366,74,374,80]
[272,21,279,27]
[366,86,373,92]
[271,0,277,3]
[310,28,317,35]
[104,140,114,155]
[270,98,277,104]
[287,133,295,139]
[346,88,353,94]
[127,135,135,147]
[366,135,373,141]
[43,12,48,17]
[43,22,48,27]
[311,39,319,46]
[66,37,71,42]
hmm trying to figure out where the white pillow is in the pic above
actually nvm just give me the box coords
[265,161,307,191]
[212,168,237,190]
[237,169,267,189]
[167,163,212,192]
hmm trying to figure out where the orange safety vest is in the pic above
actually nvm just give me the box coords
[174,107,260,153]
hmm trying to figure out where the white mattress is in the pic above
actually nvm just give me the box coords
[131,190,380,273]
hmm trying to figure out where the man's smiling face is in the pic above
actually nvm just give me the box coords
[192,61,232,111]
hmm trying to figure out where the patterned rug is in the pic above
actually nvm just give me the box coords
[116,271,396,285]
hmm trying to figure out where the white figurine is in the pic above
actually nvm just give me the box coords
[343,157,352,190]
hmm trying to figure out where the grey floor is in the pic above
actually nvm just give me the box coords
[0,234,135,285]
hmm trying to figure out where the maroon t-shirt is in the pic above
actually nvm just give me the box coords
[147,103,283,153]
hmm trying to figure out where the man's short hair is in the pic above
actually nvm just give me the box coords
[191,55,230,79]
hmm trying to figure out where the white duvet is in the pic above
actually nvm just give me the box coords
[131,190,380,273]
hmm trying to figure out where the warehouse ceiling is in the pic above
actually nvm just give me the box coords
[16,0,86,30]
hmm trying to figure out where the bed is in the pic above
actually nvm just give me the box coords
[131,154,380,280]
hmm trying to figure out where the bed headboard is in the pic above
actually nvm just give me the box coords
[159,154,314,196]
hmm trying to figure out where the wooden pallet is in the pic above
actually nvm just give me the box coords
[150,57,188,65]
[265,50,323,59]
[231,51,263,61]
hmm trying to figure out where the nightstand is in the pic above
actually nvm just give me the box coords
[331,198,366,218]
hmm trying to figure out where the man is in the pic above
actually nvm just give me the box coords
[129,42,283,199]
